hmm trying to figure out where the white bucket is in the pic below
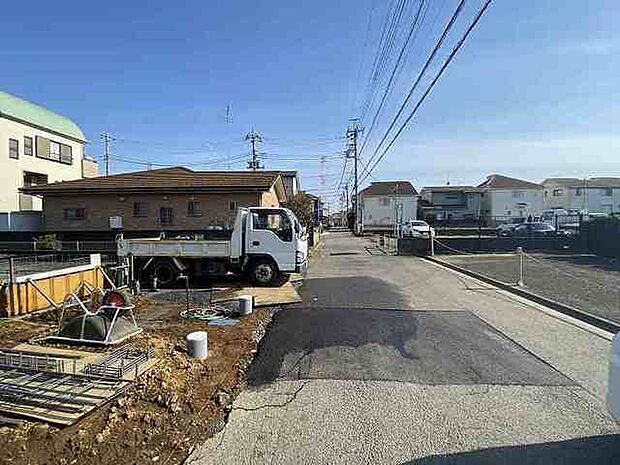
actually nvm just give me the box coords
[238,295,253,315]
[186,331,208,359]
[608,332,620,422]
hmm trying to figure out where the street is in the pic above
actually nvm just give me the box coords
[189,231,620,464]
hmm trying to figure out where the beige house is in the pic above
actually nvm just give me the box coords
[22,167,287,234]
[0,90,97,227]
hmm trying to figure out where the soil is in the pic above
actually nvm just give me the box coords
[0,297,274,465]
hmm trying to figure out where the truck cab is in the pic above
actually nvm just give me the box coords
[118,207,308,287]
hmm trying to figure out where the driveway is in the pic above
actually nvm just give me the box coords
[189,232,620,464]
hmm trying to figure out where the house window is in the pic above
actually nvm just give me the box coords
[187,201,202,216]
[35,136,73,164]
[9,138,19,159]
[603,188,613,197]
[63,208,86,220]
[575,188,582,196]
[49,141,61,161]
[23,172,48,187]
[552,189,563,197]
[511,191,524,199]
[133,201,148,217]
[159,207,173,225]
[229,201,237,211]
[24,136,33,156]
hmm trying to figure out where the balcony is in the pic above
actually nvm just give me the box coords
[19,193,43,211]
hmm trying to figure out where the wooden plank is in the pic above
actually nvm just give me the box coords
[212,281,301,307]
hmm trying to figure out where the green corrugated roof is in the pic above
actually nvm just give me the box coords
[0,90,86,142]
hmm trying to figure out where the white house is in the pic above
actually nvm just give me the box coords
[359,181,418,232]
[542,177,620,214]
[478,174,543,220]
[0,90,97,230]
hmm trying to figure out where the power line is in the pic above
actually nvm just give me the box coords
[359,0,468,180]
[359,0,408,122]
[358,0,428,157]
[360,0,494,183]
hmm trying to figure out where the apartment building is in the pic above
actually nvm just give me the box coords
[22,167,286,234]
[542,177,620,214]
[0,90,97,230]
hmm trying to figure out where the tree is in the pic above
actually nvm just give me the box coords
[285,193,314,228]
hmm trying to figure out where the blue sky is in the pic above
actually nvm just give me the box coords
[2,0,619,207]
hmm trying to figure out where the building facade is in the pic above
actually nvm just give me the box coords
[478,174,543,220]
[0,91,97,223]
[280,171,300,199]
[22,167,286,235]
[419,186,483,222]
[359,181,418,232]
[542,177,620,214]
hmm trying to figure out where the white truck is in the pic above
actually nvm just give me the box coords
[117,207,308,286]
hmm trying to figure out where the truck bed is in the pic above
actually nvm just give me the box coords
[118,238,231,258]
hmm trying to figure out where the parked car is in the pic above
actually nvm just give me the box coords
[496,223,519,236]
[402,220,435,238]
[558,223,580,237]
[504,222,557,237]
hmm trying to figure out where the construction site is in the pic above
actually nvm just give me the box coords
[0,252,302,464]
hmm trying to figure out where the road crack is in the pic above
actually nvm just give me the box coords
[232,381,308,412]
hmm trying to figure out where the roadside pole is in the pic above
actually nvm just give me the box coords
[516,247,524,286]
[430,233,435,256]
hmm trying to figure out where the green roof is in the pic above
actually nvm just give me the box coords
[0,90,86,142]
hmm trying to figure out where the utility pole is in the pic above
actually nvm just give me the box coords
[101,132,112,176]
[225,105,233,169]
[245,129,262,170]
[346,119,363,234]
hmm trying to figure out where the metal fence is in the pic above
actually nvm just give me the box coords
[0,253,117,281]
[0,240,117,253]
[425,214,584,237]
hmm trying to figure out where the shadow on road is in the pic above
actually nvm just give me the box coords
[299,276,409,308]
[403,434,620,465]
[246,307,572,387]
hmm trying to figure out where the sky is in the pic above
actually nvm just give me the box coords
[2,0,619,209]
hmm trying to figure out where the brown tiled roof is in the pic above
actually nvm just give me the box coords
[22,167,283,194]
[478,174,542,190]
[359,181,417,196]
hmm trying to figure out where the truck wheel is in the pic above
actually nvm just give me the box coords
[152,261,178,287]
[249,259,279,286]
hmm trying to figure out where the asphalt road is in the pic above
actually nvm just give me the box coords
[248,308,570,386]
[189,232,620,465]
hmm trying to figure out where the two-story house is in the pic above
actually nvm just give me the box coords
[478,174,543,220]
[359,181,418,232]
[0,90,97,230]
[542,177,620,214]
[419,186,483,222]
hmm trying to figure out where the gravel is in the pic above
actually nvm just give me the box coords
[441,253,620,323]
